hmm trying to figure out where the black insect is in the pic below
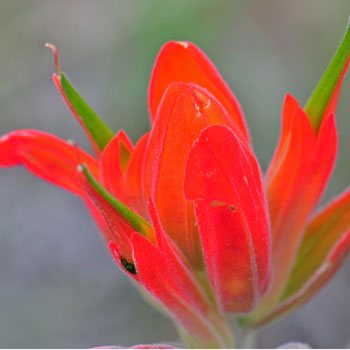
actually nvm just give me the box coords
[121,256,137,275]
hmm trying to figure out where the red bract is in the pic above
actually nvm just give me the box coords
[1,26,349,347]
[184,125,270,313]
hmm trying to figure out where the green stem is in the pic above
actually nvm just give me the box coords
[177,323,234,349]
[238,328,258,348]
[177,317,259,348]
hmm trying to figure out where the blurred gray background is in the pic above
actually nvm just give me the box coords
[0,0,349,348]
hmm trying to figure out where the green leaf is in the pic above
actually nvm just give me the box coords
[60,73,115,151]
[305,20,350,132]
[80,164,154,240]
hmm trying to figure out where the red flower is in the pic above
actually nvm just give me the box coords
[1,26,349,347]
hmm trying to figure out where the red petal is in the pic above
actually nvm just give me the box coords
[262,95,338,309]
[266,94,300,181]
[305,113,338,210]
[133,233,223,347]
[143,82,239,267]
[124,133,150,218]
[146,199,213,313]
[184,125,271,313]
[113,130,133,172]
[116,129,133,151]
[100,130,132,196]
[132,200,232,348]
[267,100,316,253]
[148,41,250,142]
[100,134,123,195]
[0,129,98,195]
[101,132,149,218]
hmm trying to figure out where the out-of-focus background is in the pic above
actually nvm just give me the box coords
[0,0,349,348]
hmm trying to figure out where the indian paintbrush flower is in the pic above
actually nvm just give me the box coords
[0,23,349,348]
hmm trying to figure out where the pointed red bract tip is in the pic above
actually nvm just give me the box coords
[148,41,251,143]
[45,43,61,74]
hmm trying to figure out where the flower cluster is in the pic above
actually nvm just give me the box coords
[0,26,349,348]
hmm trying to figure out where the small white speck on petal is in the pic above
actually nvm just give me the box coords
[177,41,189,49]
